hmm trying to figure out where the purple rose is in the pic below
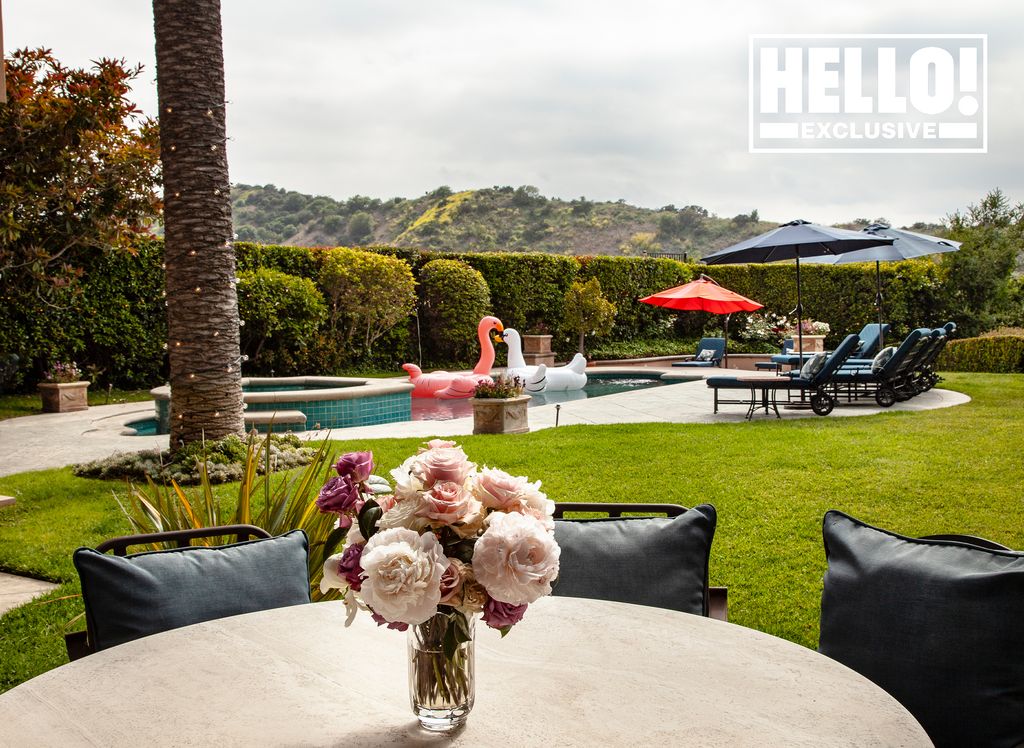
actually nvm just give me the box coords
[482,598,528,629]
[335,451,374,483]
[370,610,409,632]
[316,475,360,514]
[337,543,365,591]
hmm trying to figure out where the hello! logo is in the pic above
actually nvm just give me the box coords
[749,35,987,153]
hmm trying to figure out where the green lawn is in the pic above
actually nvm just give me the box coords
[0,388,154,421]
[1,373,1022,693]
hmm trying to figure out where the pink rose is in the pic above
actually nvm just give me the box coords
[376,494,397,513]
[471,467,526,510]
[416,481,475,525]
[439,558,466,603]
[335,451,374,482]
[414,446,473,488]
[316,475,360,514]
[483,598,528,629]
[420,439,457,452]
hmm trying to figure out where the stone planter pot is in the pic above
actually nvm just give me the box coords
[520,335,555,367]
[795,335,825,354]
[38,381,90,413]
[470,395,530,435]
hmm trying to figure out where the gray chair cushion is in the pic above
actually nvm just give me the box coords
[799,351,828,379]
[74,530,311,651]
[870,346,896,374]
[819,511,1024,748]
[553,504,716,615]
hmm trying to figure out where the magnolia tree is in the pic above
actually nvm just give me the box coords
[0,49,161,293]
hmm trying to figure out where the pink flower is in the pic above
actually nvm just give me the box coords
[483,598,528,629]
[420,439,457,452]
[473,512,560,605]
[472,467,526,511]
[335,451,374,482]
[416,480,476,525]
[414,445,473,488]
[316,475,360,514]
[439,558,466,603]
[337,543,365,590]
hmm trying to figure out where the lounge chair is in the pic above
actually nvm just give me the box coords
[706,334,861,416]
[769,323,890,370]
[829,328,931,406]
[672,337,725,368]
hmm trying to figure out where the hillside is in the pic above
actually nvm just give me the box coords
[231,183,948,257]
[232,184,778,257]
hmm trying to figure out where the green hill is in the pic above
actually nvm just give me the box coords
[231,183,949,257]
[231,183,787,257]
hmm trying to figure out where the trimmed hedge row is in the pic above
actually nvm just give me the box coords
[1,239,969,389]
[936,336,1024,373]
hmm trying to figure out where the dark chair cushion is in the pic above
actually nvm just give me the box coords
[74,530,311,651]
[553,504,717,615]
[819,511,1024,748]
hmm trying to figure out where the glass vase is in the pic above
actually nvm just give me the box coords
[407,611,475,732]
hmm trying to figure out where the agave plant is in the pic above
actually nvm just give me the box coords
[118,432,347,600]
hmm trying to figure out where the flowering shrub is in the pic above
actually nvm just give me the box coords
[319,441,560,634]
[42,361,82,383]
[741,313,790,345]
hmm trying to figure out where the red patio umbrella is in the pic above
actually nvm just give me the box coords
[640,274,763,368]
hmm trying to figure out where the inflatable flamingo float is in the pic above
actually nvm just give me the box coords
[402,316,505,399]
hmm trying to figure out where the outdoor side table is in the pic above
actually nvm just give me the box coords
[735,377,782,420]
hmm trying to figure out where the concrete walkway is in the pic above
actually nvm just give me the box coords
[0,369,970,474]
[0,572,58,615]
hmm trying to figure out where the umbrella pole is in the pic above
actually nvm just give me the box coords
[723,313,730,369]
[875,260,884,349]
[795,253,804,357]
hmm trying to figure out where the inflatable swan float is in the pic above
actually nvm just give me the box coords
[502,328,587,391]
[402,316,505,399]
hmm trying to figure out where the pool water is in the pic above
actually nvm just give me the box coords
[125,417,160,436]
[411,376,679,422]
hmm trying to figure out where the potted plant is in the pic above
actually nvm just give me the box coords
[469,375,530,434]
[38,361,90,413]
[788,320,831,353]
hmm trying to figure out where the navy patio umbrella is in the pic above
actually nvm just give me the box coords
[805,223,961,348]
[702,220,894,356]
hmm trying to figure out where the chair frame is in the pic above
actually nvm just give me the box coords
[553,503,728,621]
[66,524,272,661]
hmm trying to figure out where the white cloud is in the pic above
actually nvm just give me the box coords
[5,0,1021,225]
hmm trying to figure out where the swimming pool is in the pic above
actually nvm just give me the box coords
[411,372,687,422]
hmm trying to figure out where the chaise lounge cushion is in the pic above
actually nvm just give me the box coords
[819,511,1024,748]
[74,530,311,651]
[799,352,828,379]
[553,504,717,615]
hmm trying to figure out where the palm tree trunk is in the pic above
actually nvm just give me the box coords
[154,0,244,449]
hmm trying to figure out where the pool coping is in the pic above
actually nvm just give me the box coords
[150,376,414,405]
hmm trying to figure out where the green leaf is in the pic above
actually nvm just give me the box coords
[445,538,476,563]
[499,625,512,638]
[357,498,382,542]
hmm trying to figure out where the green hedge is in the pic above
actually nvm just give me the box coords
[0,238,967,390]
[0,238,167,390]
[937,336,1024,373]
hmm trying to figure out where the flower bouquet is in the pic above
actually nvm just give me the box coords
[318,440,561,732]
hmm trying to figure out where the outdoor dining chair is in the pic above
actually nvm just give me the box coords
[68,524,311,660]
[552,502,727,620]
[818,510,1024,748]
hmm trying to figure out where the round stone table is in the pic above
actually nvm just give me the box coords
[0,598,929,746]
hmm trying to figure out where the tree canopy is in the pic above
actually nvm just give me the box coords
[0,48,161,293]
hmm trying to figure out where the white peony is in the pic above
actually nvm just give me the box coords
[320,552,348,594]
[472,512,560,605]
[358,528,447,625]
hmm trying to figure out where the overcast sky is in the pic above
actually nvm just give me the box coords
[7,0,1023,226]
